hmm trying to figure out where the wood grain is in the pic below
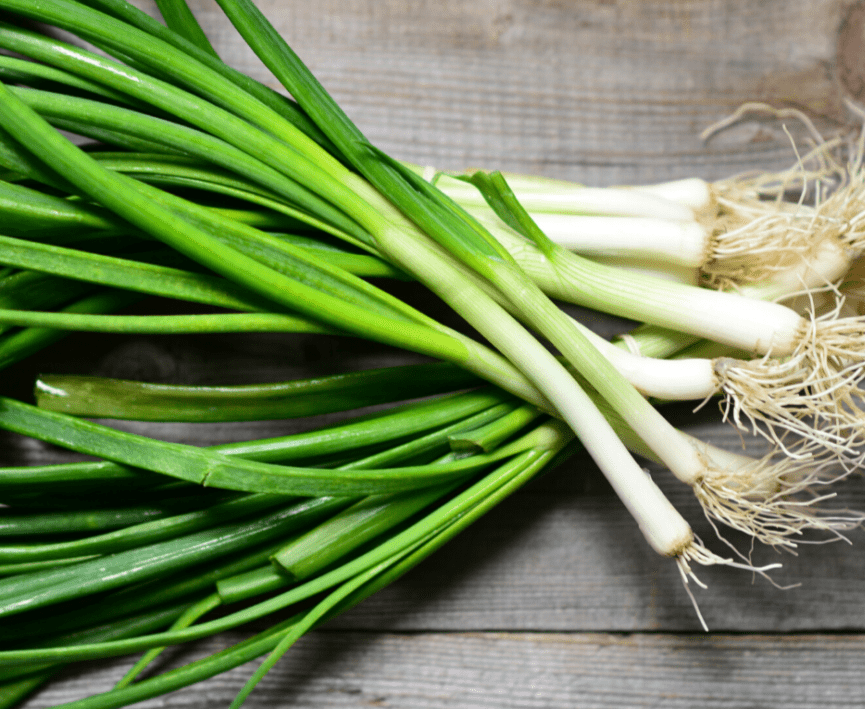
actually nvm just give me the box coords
[186,0,853,185]
[22,632,865,709]
[4,0,865,707]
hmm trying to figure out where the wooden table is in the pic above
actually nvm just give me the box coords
[8,0,865,706]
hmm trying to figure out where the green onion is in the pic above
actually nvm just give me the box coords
[34,361,481,421]
[0,0,813,578]
[0,3,858,705]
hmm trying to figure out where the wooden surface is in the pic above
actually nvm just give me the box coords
[7,0,865,707]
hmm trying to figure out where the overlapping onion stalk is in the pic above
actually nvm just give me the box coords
[0,1,861,707]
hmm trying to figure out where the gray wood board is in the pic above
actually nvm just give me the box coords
[183,0,852,185]
[21,632,865,709]
[5,0,865,707]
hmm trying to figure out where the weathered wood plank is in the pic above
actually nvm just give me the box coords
[4,1,865,707]
[182,0,853,186]
[21,632,865,709]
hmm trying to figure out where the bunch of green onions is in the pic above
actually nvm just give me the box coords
[0,0,862,706]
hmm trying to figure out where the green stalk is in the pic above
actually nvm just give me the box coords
[0,494,233,536]
[227,551,406,709]
[0,178,123,236]
[0,441,570,709]
[0,53,144,110]
[0,271,92,311]
[0,671,52,709]
[0,309,337,337]
[0,492,289,564]
[153,0,219,58]
[128,182,429,327]
[0,81,552,409]
[76,0,337,153]
[0,557,99,576]
[0,538,293,645]
[0,270,96,339]
[0,13,368,242]
[0,461,160,491]
[0,87,435,349]
[10,86,366,249]
[0,124,74,191]
[0,232,279,312]
[0,434,565,670]
[165,407,513,603]
[0,396,524,496]
[0,496,348,619]
[0,599,195,706]
[0,289,140,371]
[214,405,536,602]
[270,485,456,581]
[34,362,482,421]
[0,9,517,298]
[153,436,568,708]
[343,402,525,469]
[0,389,513,500]
[448,403,541,453]
[114,592,223,690]
[69,619,306,709]
[86,150,407,276]
[325,441,572,618]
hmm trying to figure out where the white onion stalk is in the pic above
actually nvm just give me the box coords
[490,211,709,269]
[630,177,714,212]
[346,179,787,596]
[370,218,718,567]
[418,151,862,290]
[596,389,861,558]
[610,237,858,362]
[429,174,718,271]
[520,181,846,288]
[416,166,702,220]
[482,216,865,463]
[574,307,865,467]
[448,252,851,550]
[464,196,825,287]
[588,255,700,286]
[489,220,834,354]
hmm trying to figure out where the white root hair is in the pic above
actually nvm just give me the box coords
[697,102,865,289]
[702,208,827,289]
[673,443,863,630]
[675,537,784,631]
[714,296,865,466]
[673,439,863,629]
[701,145,861,289]
[699,102,830,149]
[691,450,863,555]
